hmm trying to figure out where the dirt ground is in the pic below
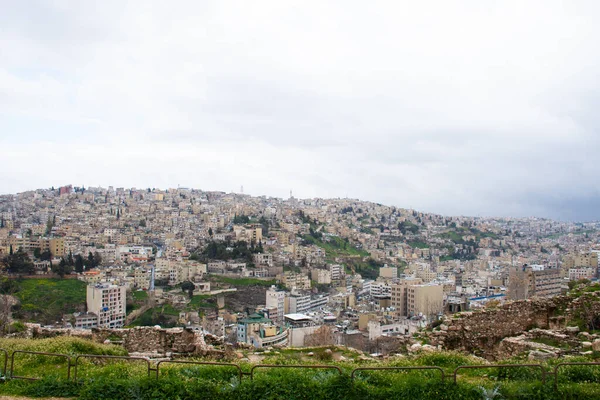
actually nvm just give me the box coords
[223,285,269,312]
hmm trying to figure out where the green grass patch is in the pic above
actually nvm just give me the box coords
[211,276,276,287]
[302,234,370,259]
[408,240,429,249]
[187,294,215,310]
[132,290,148,300]
[8,278,87,324]
[436,231,465,243]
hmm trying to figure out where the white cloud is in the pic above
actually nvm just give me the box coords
[1,0,599,220]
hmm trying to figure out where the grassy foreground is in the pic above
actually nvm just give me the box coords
[1,337,600,399]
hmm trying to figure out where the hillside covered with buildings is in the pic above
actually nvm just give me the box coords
[1,185,599,352]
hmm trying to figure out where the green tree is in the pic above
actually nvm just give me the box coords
[40,250,52,261]
[208,227,213,237]
[87,252,96,268]
[181,281,195,298]
[233,214,250,224]
[2,248,34,274]
[93,251,102,267]
[53,258,71,278]
[46,216,55,235]
[74,254,84,273]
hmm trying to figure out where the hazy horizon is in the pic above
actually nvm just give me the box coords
[2,183,599,224]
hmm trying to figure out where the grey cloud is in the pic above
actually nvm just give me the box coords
[1,1,600,220]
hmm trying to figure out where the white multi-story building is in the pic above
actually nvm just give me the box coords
[87,283,126,328]
[330,264,344,281]
[288,293,311,314]
[266,286,286,324]
[370,282,391,297]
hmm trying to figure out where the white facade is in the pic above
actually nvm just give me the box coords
[265,286,286,324]
[87,283,126,328]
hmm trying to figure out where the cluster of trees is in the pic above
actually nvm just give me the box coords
[398,221,420,235]
[54,251,103,278]
[201,240,263,264]
[1,247,34,274]
[134,309,177,328]
[308,227,323,240]
[1,244,104,278]
[232,214,250,224]
[296,210,318,226]
[32,248,52,261]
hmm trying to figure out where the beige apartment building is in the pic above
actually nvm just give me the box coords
[416,268,437,283]
[48,238,65,257]
[6,237,65,257]
[563,252,599,269]
[280,271,311,290]
[508,265,563,300]
[379,266,398,279]
[391,278,446,318]
[391,278,423,316]
[404,284,444,318]
[86,283,126,328]
[233,225,263,243]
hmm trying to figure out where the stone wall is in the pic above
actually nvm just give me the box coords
[429,292,600,360]
[28,325,214,356]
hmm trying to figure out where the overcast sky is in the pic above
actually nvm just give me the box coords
[1,1,599,221]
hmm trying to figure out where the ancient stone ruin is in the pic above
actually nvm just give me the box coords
[25,325,224,358]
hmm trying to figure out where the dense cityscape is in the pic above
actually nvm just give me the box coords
[1,184,598,351]
[3,1,600,397]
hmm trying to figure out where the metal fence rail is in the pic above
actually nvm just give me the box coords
[9,351,71,381]
[553,362,600,389]
[1,347,600,393]
[73,354,152,380]
[0,349,7,378]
